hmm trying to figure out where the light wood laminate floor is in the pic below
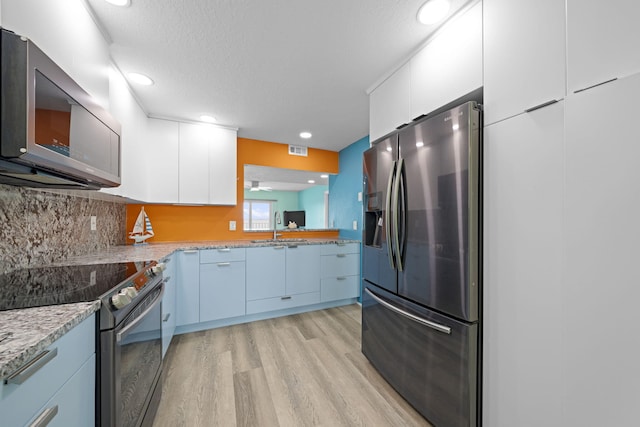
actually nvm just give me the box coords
[153,304,432,427]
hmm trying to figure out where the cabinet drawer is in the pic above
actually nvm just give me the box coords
[200,248,246,263]
[320,242,360,256]
[246,292,320,315]
[26,354,96,427]
[0,315,95,427]
[321,253,360,277]
[321,276,360,302]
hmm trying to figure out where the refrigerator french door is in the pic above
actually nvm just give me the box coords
[362,101,481,427]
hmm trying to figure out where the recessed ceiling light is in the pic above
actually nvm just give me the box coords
[300,131,312,139]
[320,174,329,179]
[416,141,425,147]
[127,72,154,86]
[386,146,392,152]
[417,0,450,25]
[104,0,131,7]
[308,179,315,184]
[452,124,460,131]
[200,115,217,123]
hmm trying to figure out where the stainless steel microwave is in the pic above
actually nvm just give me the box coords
[0,28,121,189]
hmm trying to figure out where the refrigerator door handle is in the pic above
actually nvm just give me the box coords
[393,158,406,271]
[385,160,397,270]
[365,288,452,335]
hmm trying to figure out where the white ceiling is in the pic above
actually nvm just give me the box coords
[84,0,473,152]
[244,165,332,192]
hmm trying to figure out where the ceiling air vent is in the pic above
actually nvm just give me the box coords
[288,145,308,157]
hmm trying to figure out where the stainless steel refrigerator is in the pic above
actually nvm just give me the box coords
[362,101,481,427]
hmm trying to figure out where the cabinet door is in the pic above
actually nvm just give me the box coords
[369,62,411,143]
[411,2,482,119]
[246,246,286,300]
[483,102,564,426]
[200,261,246,322]
[176,250,200,326]
[178,123,210,204]
[161,253,177,357]
[146,119,179,203]
[563,74,640,427]
[567,0,640,93]
[483,0,566,125]
[208,127,237,205]
[285,245,320,295]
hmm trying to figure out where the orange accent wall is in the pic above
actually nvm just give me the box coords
[126,137,339,243]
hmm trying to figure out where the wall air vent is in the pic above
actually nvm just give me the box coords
[288,145,308,157]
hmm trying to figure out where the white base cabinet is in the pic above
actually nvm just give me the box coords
[0,315,95,427]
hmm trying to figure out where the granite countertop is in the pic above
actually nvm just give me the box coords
[0,301,99,380]
[0,238,359,379]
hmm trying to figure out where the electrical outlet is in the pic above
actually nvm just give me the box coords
[357,191,362,202]
[229,220,236,231]
[352,220,358,230]
[90,270,96,286]
[90,216,97,231]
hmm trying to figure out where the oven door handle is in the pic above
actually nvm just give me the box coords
[116,283,165,343]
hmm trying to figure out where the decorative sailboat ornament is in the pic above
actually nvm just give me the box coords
[129,207,154,245]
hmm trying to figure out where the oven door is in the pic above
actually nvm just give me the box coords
[100,283,164,427]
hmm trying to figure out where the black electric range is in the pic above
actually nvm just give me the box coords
[0,261,158,312]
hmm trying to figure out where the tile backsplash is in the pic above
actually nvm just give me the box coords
[0,184,126,274]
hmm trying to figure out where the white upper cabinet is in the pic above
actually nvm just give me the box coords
[567,0,640,93]
[178,123,237,205]
[483,0,566,125]
[411,2,483,120]
[369,62,412,143]
[146,119,179,203]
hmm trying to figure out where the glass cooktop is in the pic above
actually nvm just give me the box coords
[0,261,155,311]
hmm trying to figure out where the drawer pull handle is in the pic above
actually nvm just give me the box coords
[573,77,617,94]
[218,248,231,252]
[281,296,292,300]
[217,262,231,267]
[163,313,171,322]
[288,245,298,249]
[337,277,347,281]
[29,405,58,427]
[336,242,346,246]
[183,250,198,254]
[524,99,558,113]
[273,246,286,250]
[6,348,58,385]
[337,254,347,258]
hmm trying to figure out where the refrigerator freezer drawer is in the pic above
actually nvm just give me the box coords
[362,284,479,427]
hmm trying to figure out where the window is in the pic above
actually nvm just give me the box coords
[243,200,274,230]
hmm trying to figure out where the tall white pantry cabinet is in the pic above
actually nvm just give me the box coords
[483,1,640,426]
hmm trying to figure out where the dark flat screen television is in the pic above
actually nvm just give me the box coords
[283,210,305,228]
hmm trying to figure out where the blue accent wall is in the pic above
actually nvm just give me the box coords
[328,135,369,239]
[299,185,328,229]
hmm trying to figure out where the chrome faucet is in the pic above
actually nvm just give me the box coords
[273,211,282,240]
